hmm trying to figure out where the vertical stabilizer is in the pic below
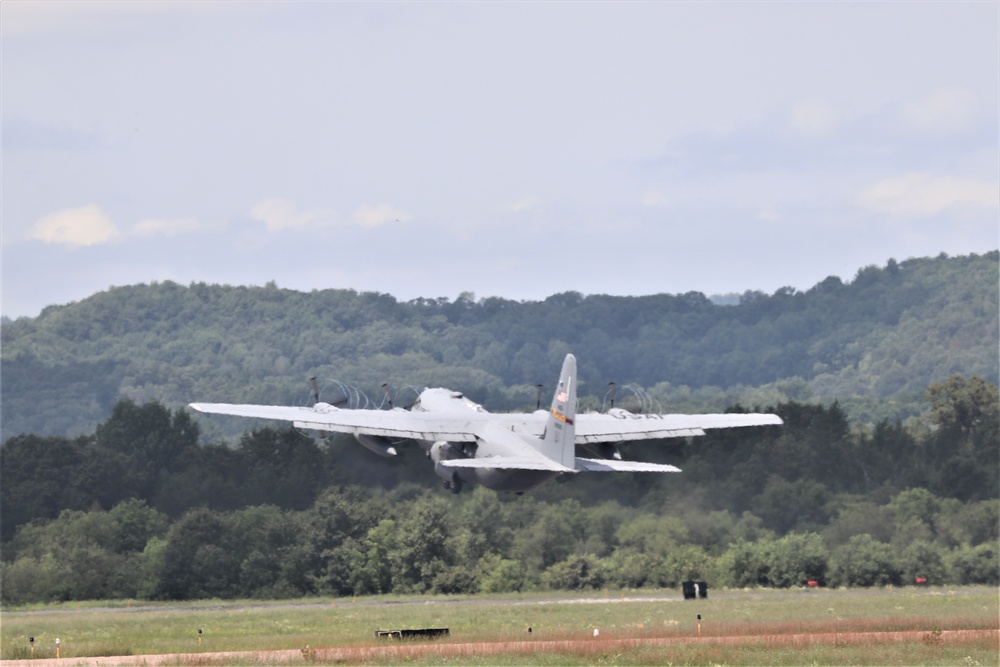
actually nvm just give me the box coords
[539,353,577,467]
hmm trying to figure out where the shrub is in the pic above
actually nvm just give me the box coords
[830,534,901,587]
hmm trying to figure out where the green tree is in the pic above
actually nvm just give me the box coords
[292,487,383,595]
[822,499,893,547]
[767,532,828,587]
[599,549,660,588]
[656,544,714,588]
[389,495,455,593]
[94,400,200,499]
[477,553,527,593]
[542,555,604,590]
[717,539,772,588]
[107,499,170,553]
[0,502,167,603]
[512,500,586,574]
[235,427,327,509]
[751,478,832,535]
[0,434,139,540]
[898,540,947,585]
[0,553,69,605]
[829,534,901,587]
[926,375,999,437]
[156,508,238,599]
[947,544,999,585]
[921,376,1000,501]
[352,520,397,594]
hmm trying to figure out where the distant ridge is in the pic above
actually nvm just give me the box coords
[2,251,997,439]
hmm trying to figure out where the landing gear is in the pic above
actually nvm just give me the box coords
[442,473,463,494]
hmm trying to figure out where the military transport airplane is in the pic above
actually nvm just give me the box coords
[190,354,781,494]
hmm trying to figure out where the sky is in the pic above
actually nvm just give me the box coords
[2,2,997,319]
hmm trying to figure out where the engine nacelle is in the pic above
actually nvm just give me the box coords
[354,433,398,457]
[429,440,463,464]
[429,441,465,482]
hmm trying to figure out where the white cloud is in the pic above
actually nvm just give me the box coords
[859,172,999,217]
[130,218,201,237]
[249,198,337,232]
[508,197,540,213]
[1,1,246,36]
[641,190,669,207]
[29,204,120,245]
[900,88,979,136]
[250,199,409,231]
[351,204,410,228]
[790,100,837,138]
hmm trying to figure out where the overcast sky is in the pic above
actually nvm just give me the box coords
[2,2,997,319]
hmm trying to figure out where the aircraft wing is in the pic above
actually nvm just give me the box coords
[572,412,783,444]
[189,403,485,442]
[190,403,781,445]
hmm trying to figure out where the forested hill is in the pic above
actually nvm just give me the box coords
[2,251,997,439]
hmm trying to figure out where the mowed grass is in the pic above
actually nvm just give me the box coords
[2,586,997,665]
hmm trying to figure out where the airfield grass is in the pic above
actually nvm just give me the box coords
[1,587,997,665]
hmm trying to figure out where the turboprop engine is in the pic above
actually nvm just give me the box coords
[429,441,466,492]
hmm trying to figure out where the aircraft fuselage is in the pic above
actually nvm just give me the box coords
[411,388,560,493]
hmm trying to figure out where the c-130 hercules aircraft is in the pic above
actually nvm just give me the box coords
[191,354,782,494]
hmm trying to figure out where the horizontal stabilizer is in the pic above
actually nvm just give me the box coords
[439,457,576,473]
[575,457,682,473]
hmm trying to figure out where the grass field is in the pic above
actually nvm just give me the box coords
[1,586,997,665]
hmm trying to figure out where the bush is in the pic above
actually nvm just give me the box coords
[948,544,999,585]
[768,532,828,587]
[717,540,771,588]
[898,540,947,585]
[0,554,69,605]
[656,544,714,588]
[478,554,528,593]
[830,534,901,587]
[542,555,604,590]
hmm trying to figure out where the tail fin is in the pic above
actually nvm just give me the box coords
[539,353,577,468]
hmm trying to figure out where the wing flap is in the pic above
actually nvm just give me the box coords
[577,427,706,443]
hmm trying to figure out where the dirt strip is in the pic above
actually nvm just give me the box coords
[4,628,996,666]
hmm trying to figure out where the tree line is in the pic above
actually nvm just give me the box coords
[2,374,996,604]
[1,486,995,606]
[2,252,997,439]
